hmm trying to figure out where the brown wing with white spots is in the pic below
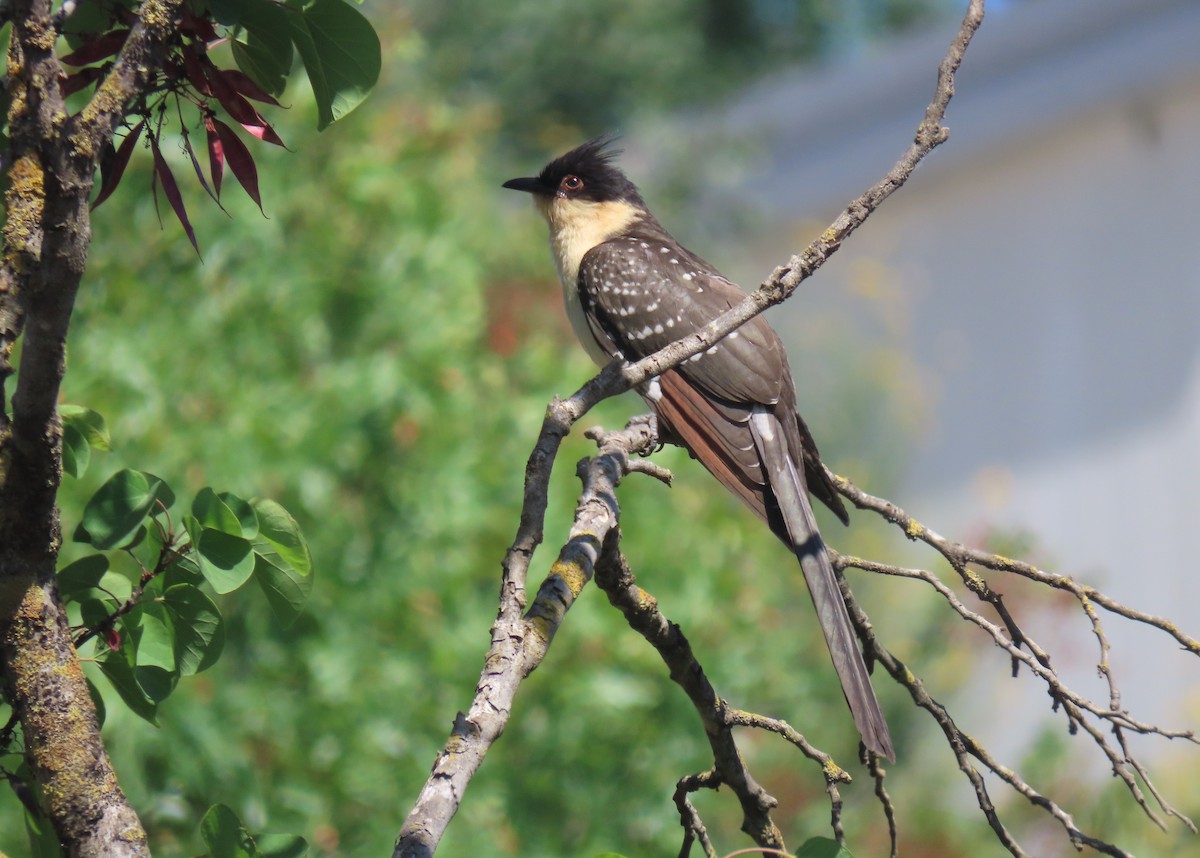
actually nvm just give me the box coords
[578,234,847,523]
[579,235,790,406]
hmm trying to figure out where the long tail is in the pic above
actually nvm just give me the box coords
[749,408,895,762]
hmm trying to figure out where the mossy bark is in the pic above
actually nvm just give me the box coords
[0,1,186,854]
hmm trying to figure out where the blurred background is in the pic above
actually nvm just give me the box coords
[7,0,1200,855]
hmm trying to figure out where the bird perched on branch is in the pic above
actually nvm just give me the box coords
[503,138,894,762]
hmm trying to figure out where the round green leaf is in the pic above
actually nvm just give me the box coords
[163,555,205,588]
[232,0,294,96]
[196,528,256,593]
[80,469,173,549]
[62,422,90,478]
[57,554,109,600]
[796,837,856,858]
[135,608,176,672]
[97,650,158,725]
[200,804,256,858]
[256,833,309,858]
[162,584,225,675]
[60,404,111,451]
[251,498,312,575]
[220,491,259,539]
[193,487,244,535]
[135,664,177,704]
[253,551,313,627]
[288,0,381,130]
[79,597,116,634]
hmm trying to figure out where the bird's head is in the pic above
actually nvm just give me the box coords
[503,138,649,239]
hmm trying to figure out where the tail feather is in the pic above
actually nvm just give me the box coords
[749,409,895,762]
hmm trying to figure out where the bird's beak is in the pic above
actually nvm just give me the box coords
[502,176,545,195]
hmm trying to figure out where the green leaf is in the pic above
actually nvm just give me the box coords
[200,804,256,858]
[232,0,294,96]
[196,528,256,593]
[288,0,380,130]
[183,513,204,546]
[57,554,109,600]
[62,423,90,478]
[256,833,309,858]
[97,650,158,725]
[251,498,313,624]
[253,551,312,627]
[796,837,855,858]
[135,664,177,703]
[79,598,114,640]
[252,498,312,576]
[135,608,176,672]
[193,487,245,535]
[220,491,259,539]
[163,555,205,588]
[130,517,169,582]
[60,404,111,450]
[79,469,174,549]
[24,805,61,858]
[162,584,225,675]
[85,677,107,729]
[206,0,250,25]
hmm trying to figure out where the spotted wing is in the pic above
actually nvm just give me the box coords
[578,234,847,522]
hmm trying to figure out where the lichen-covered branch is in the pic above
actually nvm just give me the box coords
[394,420,659,858]
[0,1,186,855]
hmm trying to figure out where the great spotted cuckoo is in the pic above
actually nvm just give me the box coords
[503,139,894,761]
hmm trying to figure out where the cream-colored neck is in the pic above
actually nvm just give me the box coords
[534,195,641,365]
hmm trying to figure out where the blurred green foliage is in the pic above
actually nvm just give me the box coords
[2,3,1188,858]
[410,0,950,139]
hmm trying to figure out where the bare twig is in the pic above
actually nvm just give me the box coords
[830,471,1200,659]
[674,771,720,858]
[829,463,1197,854]
[867,752,899,858]
[594,544,787,851]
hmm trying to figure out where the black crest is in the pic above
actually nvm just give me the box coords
[537,137,645,205]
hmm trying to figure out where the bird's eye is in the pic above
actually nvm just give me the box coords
[560,174,584,192]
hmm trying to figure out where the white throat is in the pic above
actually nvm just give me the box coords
[535,195,639,365]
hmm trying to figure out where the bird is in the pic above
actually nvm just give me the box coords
[503,138,894,762]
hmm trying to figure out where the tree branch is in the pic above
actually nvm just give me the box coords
[395,421,659,857]
[398,2,988,853]
[0,2,186,854]
[830,467,1198,853]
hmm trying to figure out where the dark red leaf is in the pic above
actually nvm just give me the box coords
[205,115,224,199]
[183,133,222,208]
[182,46,214,96]
[178,9,219,42]
[151,139,201,256]
[220,69,280,106]
[61,65,104,97]
[212,118,264,214]
[204,67,287,148]
[240,121,287,148]
[92,119,144,210]
[60,29,130,67]
[104,627,121,652]
[206,64,262,126]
